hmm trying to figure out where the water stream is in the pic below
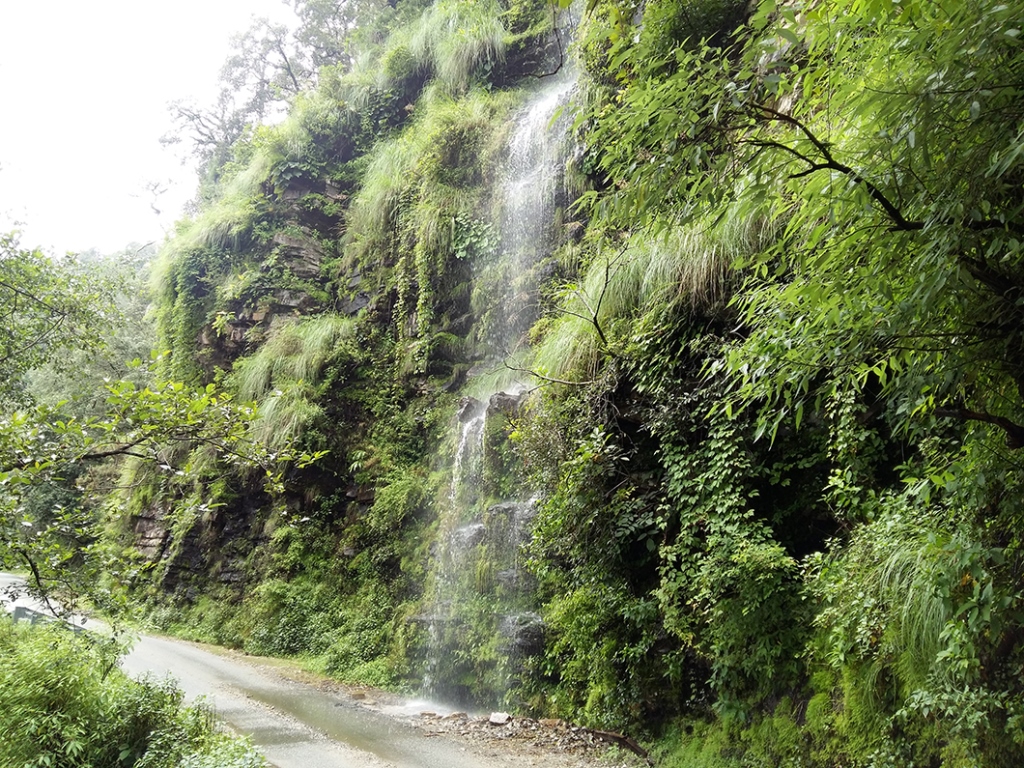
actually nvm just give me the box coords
[421,69,577,709]
[495,71,577,359]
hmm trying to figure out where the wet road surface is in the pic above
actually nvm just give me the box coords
[120,632,509,768]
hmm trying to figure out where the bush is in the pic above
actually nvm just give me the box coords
[0,617,264,768]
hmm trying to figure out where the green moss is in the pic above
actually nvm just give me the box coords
[343,86,516,374]
[482,404,520,499]
[382,43,421,86]
[500,0,552,37]
[366,469,427,533]
[226,314,358,451]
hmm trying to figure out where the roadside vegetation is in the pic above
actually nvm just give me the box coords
[0,617,264,768]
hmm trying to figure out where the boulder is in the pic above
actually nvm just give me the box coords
[487,390,525,416]
[456,396,484,423]
[488,712,512,726]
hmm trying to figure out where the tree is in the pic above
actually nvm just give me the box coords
[568,0,1024,755]
[163,19,309,191]
[0,235,323,613]
[580,0,1024,451]
[25,243,157,418]
[0,233,110,406]
[291,0,392,70]
[163,1,398,194]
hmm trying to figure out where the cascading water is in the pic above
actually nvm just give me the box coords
[450,398,488,504]
[495,72,578,359]
[421,67,577,709]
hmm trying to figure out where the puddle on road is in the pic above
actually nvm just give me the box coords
[240,685,478,768]
[379,698,460,718]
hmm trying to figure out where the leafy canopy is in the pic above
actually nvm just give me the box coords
[0,233,110,406]
[579,0,1024,451]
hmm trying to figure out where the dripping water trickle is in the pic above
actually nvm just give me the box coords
[450,398,487,504]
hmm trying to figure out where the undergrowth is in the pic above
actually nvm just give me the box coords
[0,618,264,768]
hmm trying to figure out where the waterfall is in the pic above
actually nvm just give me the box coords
[488,66,578,408]
[450,397,488,504]
[420,67,577,709]
[495,71,577,358]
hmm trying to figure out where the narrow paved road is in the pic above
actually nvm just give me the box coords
[121,634,492,768]
[0,574,520,768]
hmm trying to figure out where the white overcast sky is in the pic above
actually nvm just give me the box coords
[0,1,297,255]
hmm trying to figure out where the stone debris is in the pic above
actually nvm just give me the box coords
[276,668,647,768]
[401,711,649,768]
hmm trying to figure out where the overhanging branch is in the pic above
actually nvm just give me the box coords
[934,407,1024,449]
[749,103,1024,236]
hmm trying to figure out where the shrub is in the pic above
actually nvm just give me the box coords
[0,618,264,768]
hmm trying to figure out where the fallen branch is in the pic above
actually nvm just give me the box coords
[587,729,653,765]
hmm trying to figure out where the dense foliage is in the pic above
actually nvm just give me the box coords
[523,0,1024,763]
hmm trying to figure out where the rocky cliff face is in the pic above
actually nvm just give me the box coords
[131,1,574,678]
[121,1,1024,763]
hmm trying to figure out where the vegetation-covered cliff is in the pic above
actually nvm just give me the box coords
[5,0,1024,765]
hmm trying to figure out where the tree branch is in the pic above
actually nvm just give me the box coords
[503,360,599,387]
[273,38,302,93]
[531,2,566,79]
[0,278,69,315]
[934,407,1024,449]
[0,437,151,474]
[750,103,1024,236]
[14,548,63,618]
[751,104,920,230]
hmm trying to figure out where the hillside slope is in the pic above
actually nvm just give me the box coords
[117,1,1024,765]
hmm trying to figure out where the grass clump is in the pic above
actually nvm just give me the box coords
[228,314,357,450]
[531,211,761,382]
[409,0,506,94]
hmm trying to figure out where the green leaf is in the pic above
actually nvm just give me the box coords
[778,28,800,46]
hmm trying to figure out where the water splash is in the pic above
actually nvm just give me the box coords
[450,398,487,504]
